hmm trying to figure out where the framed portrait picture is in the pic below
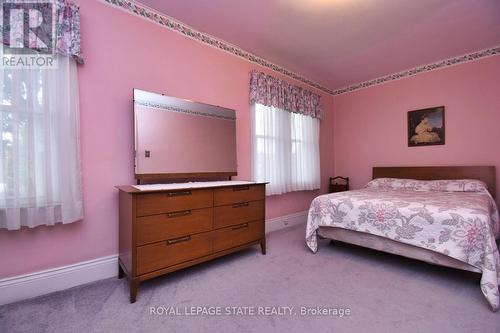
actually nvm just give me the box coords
[408,106,445,147]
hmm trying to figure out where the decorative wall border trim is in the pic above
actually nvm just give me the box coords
[135,101,236,120]
[100,1,499,98]
[331,46,500,96]
[101,0,334,95]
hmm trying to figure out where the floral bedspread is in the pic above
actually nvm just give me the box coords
[306,179,500,311]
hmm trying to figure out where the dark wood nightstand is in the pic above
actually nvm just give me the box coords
[329,177,349,193]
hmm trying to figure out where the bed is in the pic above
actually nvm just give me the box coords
[306,166,500,311]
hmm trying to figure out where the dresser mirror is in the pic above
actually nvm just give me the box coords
[133,89,237,181]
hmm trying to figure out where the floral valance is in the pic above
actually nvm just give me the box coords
[1,0,83,64]
[249,71,323,119]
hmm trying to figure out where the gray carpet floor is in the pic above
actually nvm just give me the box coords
[1,224,499,333]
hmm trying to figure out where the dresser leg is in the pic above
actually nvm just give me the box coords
[118,264,124,279]
[260,239,266,255]
[130,278,140,303]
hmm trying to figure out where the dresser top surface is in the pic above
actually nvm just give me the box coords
[116,180,267,193]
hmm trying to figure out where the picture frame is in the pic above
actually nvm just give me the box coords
[407,106,445,147]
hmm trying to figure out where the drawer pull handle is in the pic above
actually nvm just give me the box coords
[231,223,249,231]
[166,235,191,246]
[167,190,192,197]
[233,186,250,191]
[166,210,192,218]
[232,202,249,208]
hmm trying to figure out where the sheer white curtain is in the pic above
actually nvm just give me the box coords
[251,103,320,196]
[0,55,83,230]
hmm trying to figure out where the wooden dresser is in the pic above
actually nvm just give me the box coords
[116,181,266,303]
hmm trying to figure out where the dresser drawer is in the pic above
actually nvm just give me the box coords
[213,220,264,253]
[136,189,213,217]
[136,232,213,275]
[214,200,264,229]
[136,208,213,246]
[214,185,265,206]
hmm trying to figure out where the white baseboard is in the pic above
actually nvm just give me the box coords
[0,211,309,306]
[265,210,308,234]
[0,254,118,306]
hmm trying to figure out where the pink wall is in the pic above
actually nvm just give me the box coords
[333,56,500,206]
[0,0,334,278]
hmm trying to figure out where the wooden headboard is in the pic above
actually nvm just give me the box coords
[372,166,496,198]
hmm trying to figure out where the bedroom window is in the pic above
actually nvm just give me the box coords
[249,71,323,196]
[0,55,83,230]
[0,0,83,230]
[251,103,321,195]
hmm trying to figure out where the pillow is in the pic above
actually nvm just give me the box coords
[366,178,488,193]
[365,178,420,190]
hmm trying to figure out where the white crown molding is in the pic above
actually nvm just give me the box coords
[331,46,500,96]
[0,211,308,306]
[99,0,334,95]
